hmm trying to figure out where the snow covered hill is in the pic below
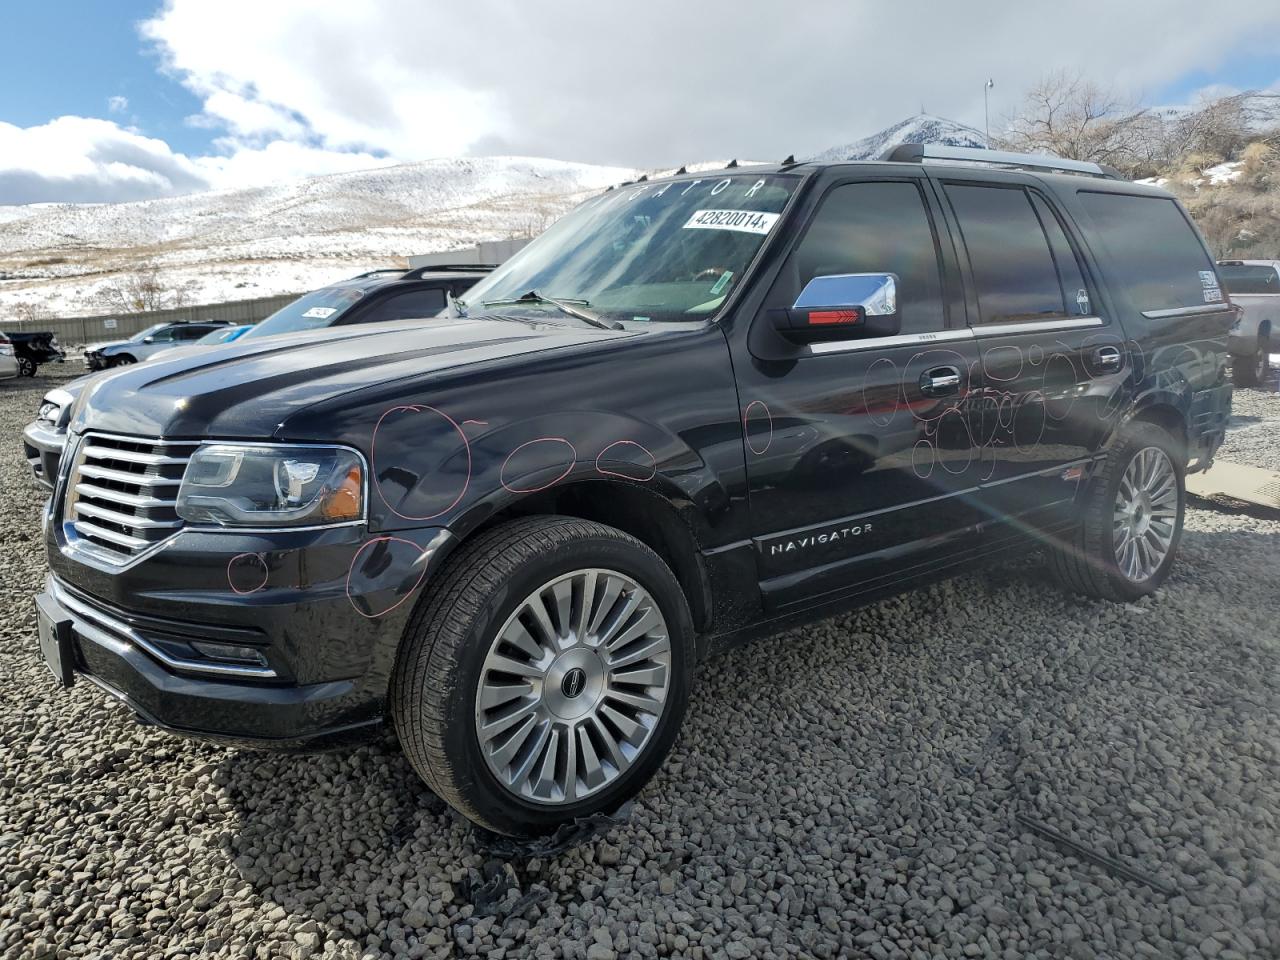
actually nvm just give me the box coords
[0,156,635,317]
[1151,91,1280,134]
[808,113,987,162]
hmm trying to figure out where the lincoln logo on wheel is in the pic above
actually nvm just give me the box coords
[561,667,587,699]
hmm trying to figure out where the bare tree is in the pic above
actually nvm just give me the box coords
[10,301,51,325]
[1000,71,1153,172]
[97,262,181,314]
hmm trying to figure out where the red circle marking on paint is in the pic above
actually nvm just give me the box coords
[501,437,577,493]
[595,440,657,482]
[227,552,269,595]
[371,404,471,521]
[744,400,773,455]
[345,536,432,620]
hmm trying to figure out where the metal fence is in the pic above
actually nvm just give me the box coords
[3,293,303,346]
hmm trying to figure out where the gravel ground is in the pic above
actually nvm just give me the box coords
[2,370,1279,960]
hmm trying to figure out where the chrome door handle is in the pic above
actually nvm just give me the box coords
[1093,346,1123,369]
[920,366,961,396]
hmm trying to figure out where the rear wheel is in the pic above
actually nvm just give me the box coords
[1049,422,1186,602]
[1232,335,1270,387]
[392,516,694,836]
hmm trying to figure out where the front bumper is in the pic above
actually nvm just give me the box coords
[22,419,64,490]
[40,520,453,746]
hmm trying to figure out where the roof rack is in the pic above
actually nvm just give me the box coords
[401,264,498,279]
[881,143,1123,179]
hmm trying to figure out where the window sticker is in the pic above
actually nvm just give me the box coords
[1075,289,1090,314]
[1204,286,1223,303]
[1199,270,1217,288]
[710,271,735,296]
[301,307,338,320]
[683,209,780,235]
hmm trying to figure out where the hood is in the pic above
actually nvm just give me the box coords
[86,339,131,353]
[74,316,640,440]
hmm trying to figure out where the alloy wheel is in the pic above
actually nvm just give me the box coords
[1113,446,1178,582]
[475,568,672,806]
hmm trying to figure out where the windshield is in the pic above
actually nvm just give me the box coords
[195,326,242,345]
[461,172,799,323]
[241,287,367,339]
[1218,264,1279,295]
[129,323,170,342]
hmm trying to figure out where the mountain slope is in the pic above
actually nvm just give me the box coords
[809,114,987,162]
[0,156,636,317]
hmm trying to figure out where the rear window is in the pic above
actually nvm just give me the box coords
[1218,264,1280,295]
[1075,192,1221,314]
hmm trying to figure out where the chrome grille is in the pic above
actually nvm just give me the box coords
[62,433,198,561]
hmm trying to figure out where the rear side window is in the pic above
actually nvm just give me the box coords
[1075,192,1220,313]
[784,180,946,334]
[356,288,447,324]
[1218,264,1280,295]
[944,183,1069,324]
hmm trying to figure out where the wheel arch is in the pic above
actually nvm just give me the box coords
[1124,400,1189,463]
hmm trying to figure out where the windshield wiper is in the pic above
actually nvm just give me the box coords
[481,290,622,330]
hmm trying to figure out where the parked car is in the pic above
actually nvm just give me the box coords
[149,324,253,362]
[22,267,492,487]
[0,333,17,381]
[4,331,66,377]
[85,321,234,370]
[33,145,1234,836]
[235,265,492,342]
[1217,259,1278,386]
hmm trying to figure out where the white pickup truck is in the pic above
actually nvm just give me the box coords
[1219,260,1279,386]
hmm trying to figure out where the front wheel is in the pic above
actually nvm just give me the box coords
[110,354,136,367]
[392,516,694,836]
[17,357,35,377]
[1049,422,1186,602]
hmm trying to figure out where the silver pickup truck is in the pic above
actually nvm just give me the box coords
[1220,260,1279,386]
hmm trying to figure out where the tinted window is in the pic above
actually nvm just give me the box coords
[176,326,212,340]
[149,327,178,342]
[356,288,448,324]
[786,181,945,333]
[1075,192,1219,313]
[1219,264,1279,295]
[1031,194,1092,315]
[945,183,1066,324]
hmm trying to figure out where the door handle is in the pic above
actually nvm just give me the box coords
[920,365,961,396]
[1093,346,1123,370]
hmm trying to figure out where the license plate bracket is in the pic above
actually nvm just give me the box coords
[35,593,75,688]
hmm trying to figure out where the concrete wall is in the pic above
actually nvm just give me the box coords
[5,293,302,346]
[407,238,529,269]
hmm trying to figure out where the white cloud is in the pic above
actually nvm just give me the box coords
[5,1,1280,205]
[140,0,1280,167]
[0,116,207,203]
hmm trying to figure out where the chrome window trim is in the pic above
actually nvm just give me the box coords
[971,316,1105,337]
[807,328,974,355]
[1141,303,1234,320]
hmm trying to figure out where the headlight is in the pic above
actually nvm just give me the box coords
[176,443,365,527]
[0,346,12,357]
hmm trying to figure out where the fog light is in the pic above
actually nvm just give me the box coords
[190,641,269,665]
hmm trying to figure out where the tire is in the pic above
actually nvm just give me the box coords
[110,354,136,367]
[392,515,695,836]
[17,357,35,378]
[1231,335,1270,388]
[1048,422,1186,603]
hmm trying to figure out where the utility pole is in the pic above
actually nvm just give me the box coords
[984,79,995,145]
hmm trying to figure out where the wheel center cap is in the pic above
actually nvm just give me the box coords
[561,667,588,699]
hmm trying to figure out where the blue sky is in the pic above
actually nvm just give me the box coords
[1,0,1278,206]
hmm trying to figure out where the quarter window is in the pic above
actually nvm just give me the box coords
[1075,192,1219,313]
[784,181,946,334]
[944,183,1071,324]
[356,288,448,324]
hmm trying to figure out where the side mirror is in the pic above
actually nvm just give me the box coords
[142,336,155,343]
[772,273,901,343]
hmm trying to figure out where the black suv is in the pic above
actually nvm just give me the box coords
[34,145,1233,836]
[233,265,492,341]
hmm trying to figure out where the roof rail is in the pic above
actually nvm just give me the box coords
[401,264,498,279]
[881,143,1123,179]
